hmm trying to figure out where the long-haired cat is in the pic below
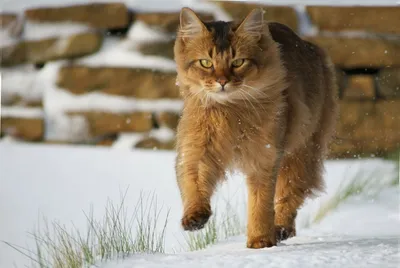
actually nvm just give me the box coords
[173,7,338,248]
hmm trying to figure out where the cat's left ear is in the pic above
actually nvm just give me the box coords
[235,8,268,38]
[178,7,207,40]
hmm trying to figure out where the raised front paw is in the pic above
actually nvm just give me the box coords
[247,235,276,249]
[275,225,296,242]
[181,206,211,231]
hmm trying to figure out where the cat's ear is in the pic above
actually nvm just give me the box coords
[178,7,207,39]
[235,8,267,38]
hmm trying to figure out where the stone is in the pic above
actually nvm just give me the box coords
[1,117,44,141]
[137,39,175,59]
[161,139,176,150]
[135,137,162,150]
[306,6,400,34]
[214,1,298,32]
[25,3,130,29]
[155,112,180,130]
[1,94,43,107]
[134,12,214,33]
[68,111,153,137]
[304,36,400,68]
[57,66,180,99]
[0,13,23,38]
[0,32,102,66]
[134,137,175,150]
[343,75,376,99]
[328,100,400,158]
[377,68,400,98]
[0,13,18,27]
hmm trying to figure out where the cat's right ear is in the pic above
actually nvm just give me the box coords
[178,7,207,41]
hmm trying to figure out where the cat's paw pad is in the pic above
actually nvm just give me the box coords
[181,208,211,231]
[275,225,296,242]
[247,236,276,249]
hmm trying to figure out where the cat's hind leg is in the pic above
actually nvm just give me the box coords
[274,138,325,242]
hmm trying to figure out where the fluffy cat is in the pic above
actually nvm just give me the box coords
[173,7,338,248]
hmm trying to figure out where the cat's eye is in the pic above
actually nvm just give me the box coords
[232,59,245,68]
[200,59,213,68]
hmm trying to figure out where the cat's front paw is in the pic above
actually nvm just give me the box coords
[275,225,296,242]
[247,235,276,249]
[181,206,211,231]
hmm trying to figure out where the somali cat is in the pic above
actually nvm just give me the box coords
[173,7,338,248]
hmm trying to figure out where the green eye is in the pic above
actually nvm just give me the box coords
[200,59,213,68]
[232,59,245,67]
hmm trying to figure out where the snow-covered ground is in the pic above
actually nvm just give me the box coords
[0,142,399,268]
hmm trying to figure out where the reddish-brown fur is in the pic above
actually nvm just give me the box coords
[173,7,338,248]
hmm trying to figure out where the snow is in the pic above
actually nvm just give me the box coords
[0,28,19,47]
[0,65,43,104]
[77,37,177,70]
[46,86,184,114]
[1,106,44,118]
[99,236,399,268]
[148,126,176,142]
[22,21,92,41]
[127,21,173,43]
[0,142,399,268]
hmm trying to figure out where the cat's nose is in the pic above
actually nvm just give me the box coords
[216,77,229,86]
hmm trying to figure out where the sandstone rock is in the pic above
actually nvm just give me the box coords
[161,139,176,150]
[343,75,376,99]
[57,66,180,99]
[68,111,153,137]
[135,137,162,150]
[0,13,17,27]
[137,39,175,59]
[1,94,43,107]
[307,6,400,34]
[304,36,400,68]
[96,137,117,146]
[1,32,102,66]
[0,13,23,38]
[329,100,400,158]
[214,1,298,32]
[25,3,130,29]
[155,112,180,130]
[135,12,214,33]
[135,137,175,150]
[1,117,44,141]
[377,68,400,98]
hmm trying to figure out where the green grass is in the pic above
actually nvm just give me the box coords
[184,202,245,251]
[3,190,169,268]
[312,168,398,225]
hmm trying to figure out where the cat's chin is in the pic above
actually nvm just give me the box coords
[207,91,234,104]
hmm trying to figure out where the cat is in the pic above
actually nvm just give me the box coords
[173,7,338,249]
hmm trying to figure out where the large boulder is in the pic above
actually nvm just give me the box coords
[307,6,400,34]
[304,36,400,68]
[1,32,103,66]
[25,3,130,29]
[57,66,180,99]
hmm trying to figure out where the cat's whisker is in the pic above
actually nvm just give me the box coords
[203,92,211,108]
[242,84,270,99]
[239,87,259,101]
[239,89,262,123]
[240,86,269,116]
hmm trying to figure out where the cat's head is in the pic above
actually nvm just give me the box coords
[174,7,282,105]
